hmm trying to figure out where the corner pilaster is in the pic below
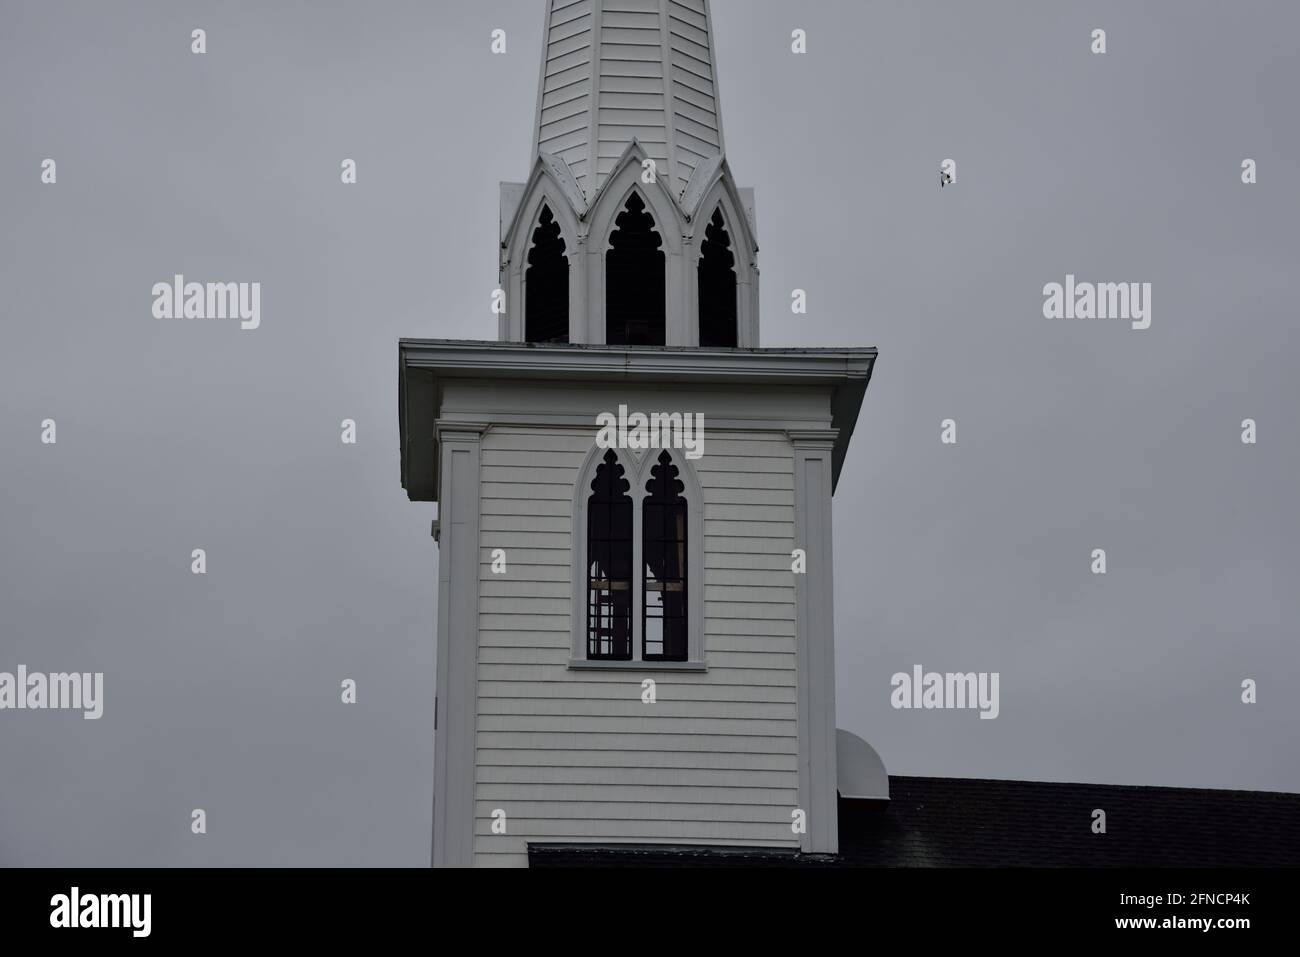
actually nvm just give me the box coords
[431,421,488,867]
[789,428,840,854]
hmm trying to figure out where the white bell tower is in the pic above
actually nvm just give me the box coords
[398,0,877,867]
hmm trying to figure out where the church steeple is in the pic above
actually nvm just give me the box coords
[498,0,758,349]
[533,0,726,200]
[401,0,877,869]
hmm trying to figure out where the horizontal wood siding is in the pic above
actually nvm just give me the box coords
[667,0,720,187]
[539,0,594,180]
[536,0,724,197]
[474,425,798,866]
[597,0,669,187]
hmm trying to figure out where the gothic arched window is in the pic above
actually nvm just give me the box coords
[697,207,737,347]
[606,192,665,346]
[586,449,633,660]
[525,205,569,343]
[642,450,688,661]
[573,445,703,669]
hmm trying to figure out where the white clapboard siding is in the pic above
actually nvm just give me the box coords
[706,539,798,559]
[478,731,796,752]
[477,697,792,719]
[478,748,797,769]
[705,567,794,587]
[476,682,797,704]
[479,766,793,788]
[479,646,794,673]
[476,801,792,823]
[473,424,798,865]
[705,551,796,571]
[597,0,669,187]
[477,715,794,737]
[478,669,795,692]
[668,0,720,186]
[480,562,571,582]
[538,0,594,175]
[535,0,724,199]
[480,631,793,656]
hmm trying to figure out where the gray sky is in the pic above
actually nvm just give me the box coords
[2,0,1297,866]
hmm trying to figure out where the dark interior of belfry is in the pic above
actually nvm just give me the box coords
[524,195,737,348]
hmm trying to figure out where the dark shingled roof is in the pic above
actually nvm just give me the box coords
[529,775,1300,867]
[841,776,1300,867]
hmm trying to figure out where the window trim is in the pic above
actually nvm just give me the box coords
[501,181,582,343]
[523,203,571,344]
[584,448,633,661]
[684,186,758,348]
[569,443,705,672]
[586,167,687,346]
[604,191,667,346]
[696,206,739,348]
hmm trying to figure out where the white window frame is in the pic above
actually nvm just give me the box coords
[569,443,706,671]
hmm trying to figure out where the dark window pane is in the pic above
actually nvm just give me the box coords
[606,193,666,346]
[661,616,688,661]
[587,450,633,661]
[612,500,632,541]
[643,502,664,542]
[525,206,570,343]
[698,208,737,347]
[642,450,688,661]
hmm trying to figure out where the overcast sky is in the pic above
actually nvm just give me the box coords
[2,0,1298,866]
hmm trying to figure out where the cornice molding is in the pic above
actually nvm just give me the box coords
[787,428,840,449]
[402,340,876,384]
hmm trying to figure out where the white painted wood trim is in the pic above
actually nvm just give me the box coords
[632,444,705,665]
[790,428,839,854]
[687,176,757,348]
[584,1,603,198]
[702,0,726,157]
[510,188,583,345]
[431,423,487,867]
[531,1,554,162]
[569,441,706,666]
[567,658,707,672]
[588,175,684,345]
[658,0,681,197]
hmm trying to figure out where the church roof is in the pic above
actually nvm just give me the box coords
[527,775,1300,867]
[533,0,726,201]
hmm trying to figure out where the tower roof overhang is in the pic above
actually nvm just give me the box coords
[398,340,877,503]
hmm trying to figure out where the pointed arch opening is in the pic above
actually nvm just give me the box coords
[524,205,570,343]
[571,442,705,670]
[642,450,688,661]
[606,192,665,346]
[698,207,737,347]
[586,449,633,660]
